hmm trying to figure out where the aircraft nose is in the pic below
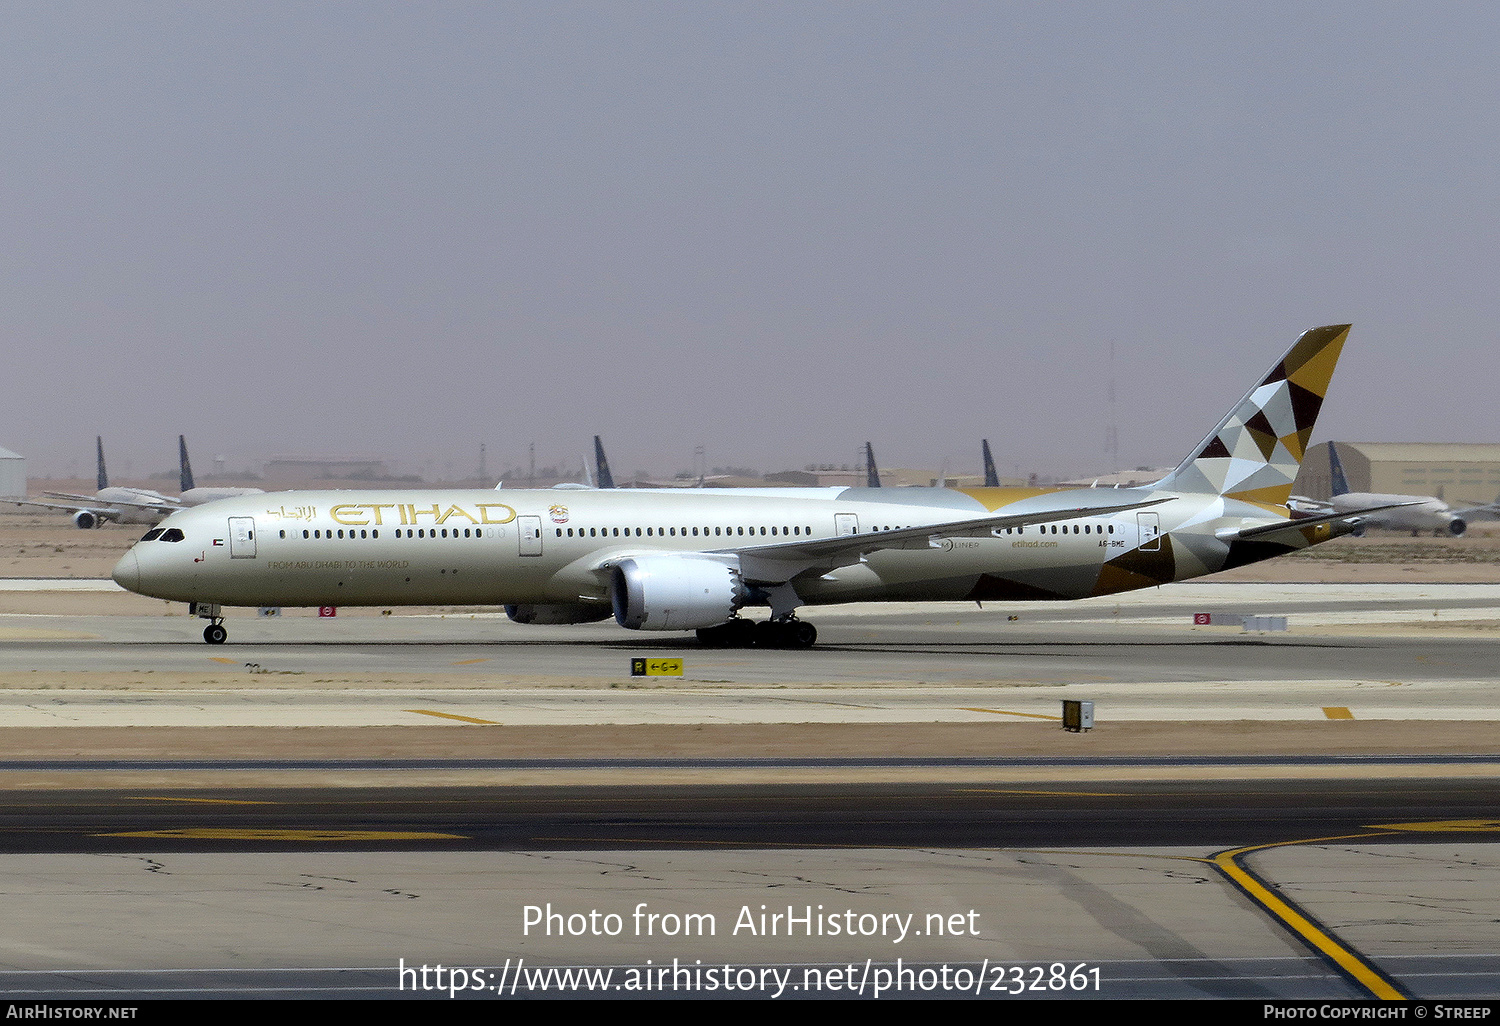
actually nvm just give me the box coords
[111,550,139,593]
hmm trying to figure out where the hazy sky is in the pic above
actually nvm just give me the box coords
[3,2,1497,482]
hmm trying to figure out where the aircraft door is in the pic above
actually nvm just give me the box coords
[228,517,257,558]
[835,513,859,536]
[518,516,543,556]
[1136,512,1161,551]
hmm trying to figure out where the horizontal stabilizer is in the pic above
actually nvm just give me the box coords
[1220,501,1424,543]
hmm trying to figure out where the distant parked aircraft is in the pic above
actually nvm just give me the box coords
[1292,442,1496,536]
[21,436,263,528]
[21,437,177,528]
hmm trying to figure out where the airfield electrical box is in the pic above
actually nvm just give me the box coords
[1062,700,1094,733]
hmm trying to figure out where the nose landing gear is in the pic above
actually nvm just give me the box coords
[190,602,227,644]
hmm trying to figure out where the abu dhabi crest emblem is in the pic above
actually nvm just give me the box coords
[549,505,569,524]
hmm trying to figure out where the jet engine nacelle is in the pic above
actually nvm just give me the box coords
[609,555,746,631]
[72,511,99,530]
[505,603,613,625]
[1448,516,1467,536]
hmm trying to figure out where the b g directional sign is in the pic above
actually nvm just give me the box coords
[631,658,684,677]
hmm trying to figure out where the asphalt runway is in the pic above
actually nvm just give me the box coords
[0,782,1497,1000]
[2,780,1497,852]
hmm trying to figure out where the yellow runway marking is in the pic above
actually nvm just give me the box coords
[209,657,237,664]
[405,709,501,725]
[130,796,274,806]
[1371,819,1500,832]
[1212,836,1407,1000]
[451,658,489,665]
[959,707,1062,721]
[102,828,464,841]
[1322,707,1354,719]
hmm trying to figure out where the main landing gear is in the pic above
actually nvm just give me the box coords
[696,616,818,650]
[203,622,227,645]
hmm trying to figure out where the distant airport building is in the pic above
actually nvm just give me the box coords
[0,445,24,499]
[1298,442,1500,505]
[263,458,389,481]
[1057,467,1172,489]
[767,467,1004,488]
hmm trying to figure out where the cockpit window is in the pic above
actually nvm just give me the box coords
[140,529,164,542]
[159,528,186,542]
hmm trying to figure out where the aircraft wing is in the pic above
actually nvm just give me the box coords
[14,498,122,518]
[718,497,1176,584]
[1220,501,1425,544]
[43,491,182,514]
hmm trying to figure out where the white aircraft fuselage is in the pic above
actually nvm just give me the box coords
[111,483,1338,620]
[109,324,1367,646]
[1326,492,1465,536]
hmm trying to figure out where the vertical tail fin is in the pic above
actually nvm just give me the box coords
[1156,324,1350,505]
[1327,442,1350,496]
[864,442,881,488]
[179,435,196,493]
[981,439,999,488]
[593,436,615,489]
[95,436,108,491]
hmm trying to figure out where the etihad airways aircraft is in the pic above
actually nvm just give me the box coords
[113,324,1392,647]
[1292,442,1497,537]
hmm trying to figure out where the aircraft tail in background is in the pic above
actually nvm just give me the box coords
[981,439,999,488]
[864,442,881,488]
[593,436,615,489]
[179,435,196,493]
[1328,442,1351,496]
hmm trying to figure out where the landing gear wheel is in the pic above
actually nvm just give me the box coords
[728,618,756,648]
[786,620,818,649]
[752,618,819,649]
[203,623,227,645]
[696,618,758,648]
[696,624,731,647]
[753,619,786,648]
